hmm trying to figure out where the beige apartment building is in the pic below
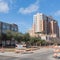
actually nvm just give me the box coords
[29,13,59,40]
[49,20,59,37]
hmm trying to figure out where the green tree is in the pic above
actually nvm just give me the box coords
[6,30,12,40]
[22,33,30,48]
[30,37,41,46]
[22,33,30,43]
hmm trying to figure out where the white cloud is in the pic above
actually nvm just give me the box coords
[19,0,39,14]
[54,10,60,16]
[0,0,16,13]
[0,2,9,13]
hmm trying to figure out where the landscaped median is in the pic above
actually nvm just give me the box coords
[0,47,40,57]
[15,47,40,53]
[0,46,51,53]
[0,46,51,57]
[0,47,40,53]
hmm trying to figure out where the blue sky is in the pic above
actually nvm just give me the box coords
[0,0,60,33]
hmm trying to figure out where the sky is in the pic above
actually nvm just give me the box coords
[0,0,60,33]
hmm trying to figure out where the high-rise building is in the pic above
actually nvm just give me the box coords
[29,13,59,40]
[59,28,60,38]
[33,13,44,33]
[33,13,51,34]
[49,20,59,37]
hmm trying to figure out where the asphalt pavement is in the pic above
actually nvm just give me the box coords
[0,47,60,60]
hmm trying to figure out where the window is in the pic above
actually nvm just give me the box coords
[2,23,6,29]
[6,25,10,30]
[2,30,6,33]
[14,27,17,31]
[11,27,14,31]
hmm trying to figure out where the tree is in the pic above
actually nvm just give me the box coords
[41,40,47,46]
[13,32,23,42]
[1,33,7,40]
[29,37,41,46]
[6,30,12,40]
[22,33,30,48]
[22,33,30,43]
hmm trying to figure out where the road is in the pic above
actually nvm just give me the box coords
[0,48,60,60]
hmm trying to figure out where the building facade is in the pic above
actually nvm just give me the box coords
[0,21,18,35]
[49,20,59,37]
[0,21,18,47]
[29,13,59,40]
